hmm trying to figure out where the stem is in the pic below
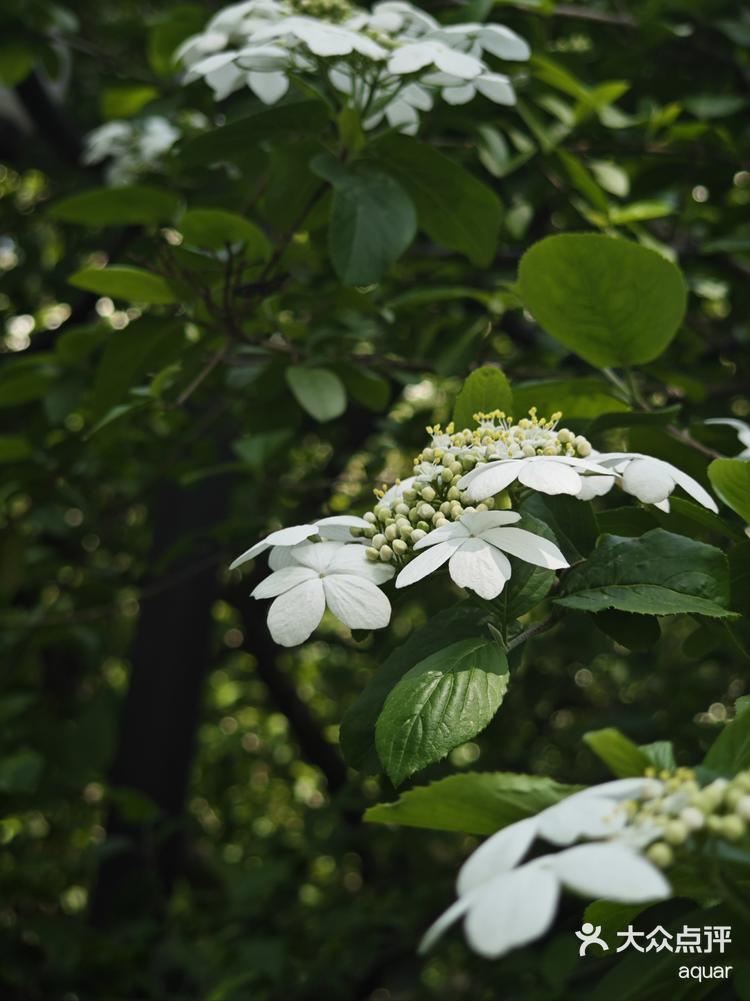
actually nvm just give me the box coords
[506,611,562,653]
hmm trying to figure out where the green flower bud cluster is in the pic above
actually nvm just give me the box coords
[626,767,750,871]
[292,0,353,23]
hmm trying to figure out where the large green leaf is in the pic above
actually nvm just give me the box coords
[375,637,509,786]
[179,101,330,166]
[373,135,502,266]
[512,378,629,421]
[499,512,558,621]
[179,209,272,258]
[364,771,579,835]
[452,366,513,429]
[285,366,346,423]
[708,458,750,525]
[69,266,178,305]
[556,529,737,618]
[312,154,416,285]
[50,185,180,226]
[517,234,687,367]
[0,750,43,793]
[339,604,487,772]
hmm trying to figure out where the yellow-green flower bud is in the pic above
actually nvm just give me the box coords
[403,489,417,503]
[421,485,436,502]
[441,467,453,484]
[366,547,379,561]
[440,501,452,515]
[449,462,463,476]
[379,545,393,561]
[558,429,574,443]
[364,512,377,524]
[411,529,426,543]
[364,526,376,539]
[447,486,460,501]
[736,795,750,821]
[416,520,430,532]
[476,502,488,512]
[374,505,389,522]
[484,496,495,509]
[680,807,704,831]
[646,842,673,869]
[422,448,434,461]
[418,503,435,519]
[574,436,592,457]
[372,533,386,549]
[664,820,689,846]
[392,539,408,556]
[384,524,398,542]
[433,514,447,527]
[722,815,746,841]
[395,502,410,516]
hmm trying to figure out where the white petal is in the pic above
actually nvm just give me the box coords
[248,70,289,104]
[459,461,520,500]
[187,51,238,78]
[434,47,483,79]
[576,474,616,500]
[236,43,289,69]
[441,84,476,105]
[251,565,317,599]
[295,22,354,57]
[385,98,420,133]
[621,458,675,505]
[401,83,433,110]
[229,523,317,570]
[518,459,582,496]
[419,894,472,953]
[328,67,354,94]
[475,72,515,105]
[328,543,395,584]
[395,539,463,588]
[291,540,347,573]
[481,527,568,569]
[551,843,671,903]
[653,497,671,512]
[316,514,370,539]
[381,475,417,505]
[464,865,560,958]
[462,511,522,534]
[267,578,325,646]
[268,544,300,571]
[667,464,719,513]
[323,574,392,630]
[457,817,538,895]
[478,24,530,61]
[538,797,627,845]
[206,62,246,100]
[449,539,511,599]
[388,42,438,75]
[413,521,469,550]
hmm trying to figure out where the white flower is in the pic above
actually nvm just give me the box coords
[252,541,394,645]
[458,455,619,502]
[421,777,669,959]
[83,116,181,186]
[395,510,568,599]
[229,514,369,570]
[706,418,750,458]
[594,453,719,513]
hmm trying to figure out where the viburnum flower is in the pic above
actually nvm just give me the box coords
[421,777,669,959]
[458,454,617,502]
[706,418,750,458]
[593,453,719,513]
[176,0,529,134]
[229,515,369,570]
[251,540,393,645]
[394,510,568,599]
[83,116,182,186]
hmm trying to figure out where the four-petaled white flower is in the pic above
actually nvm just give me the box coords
[395,510,568,599]
[229,515,369,570]
[706,418,750,458]
[83,116,181,186]
[252,541,394,646]
[594,452,719,512]
[458,455,618,502]
[421,778,670,959]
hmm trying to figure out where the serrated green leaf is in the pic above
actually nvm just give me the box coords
[452,366,513,429]
[364,771,579,835]
[556,529,737,619]
[375,637,509,786]
[517,234,687,367]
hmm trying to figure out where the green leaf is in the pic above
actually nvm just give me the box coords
[703,698,750,775]
[148,4,207,77]
[50,185,180,226]
[556,529,737,619]
[0,435,32,463]
[522,493,598,562]
[179,101,330,166]
[69,266,178,304]
[312,155,416,285]
[101,84,158,119]
[373,135,502,266]
[178,209,272,258]
[584,728,651,777]
[452,366,513,429]
[335,364,390,412]
[512,378,629,421]
[339,604,487,772]
[375,637,509,786]
[517,234,687,367]
[500,512,558,620]
[709,458,750,525]
[640,740,676,771]
[285,366,346,423]
[364,771,579,835]
[0,750,43,793]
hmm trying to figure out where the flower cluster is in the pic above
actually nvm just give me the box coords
[230,408,718,646]
[422,767,750,959]
[176,0,529,134]
[83,116,183,186]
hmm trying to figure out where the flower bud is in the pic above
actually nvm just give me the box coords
[447,486,460,501]
[449,462,463,476]
[372,533,386,549]
[484,496,495,509]
[395,502,410,516]
[364,512,377,524]
[722,815,746,841]
[379,545,393,561]
[646,842,673,869]
[440,501,452,515]
[384,524,398,542]
[392,539,408,556]
[366,547,379,561]
[441,467,453,484]
[664,820,688,846]
[374,505,390,522]
[476,502,488,512]
[574,436,592,457]
[364,526,376,539]
[737,795,750,821]
[416,521,430,532]
[422,448,434,461]
[418,503,435,519]
[403,489,417,503]
[421,485,436,502]
[433,514,447,527]
[411,529,426,543]
[680,807,704,831]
